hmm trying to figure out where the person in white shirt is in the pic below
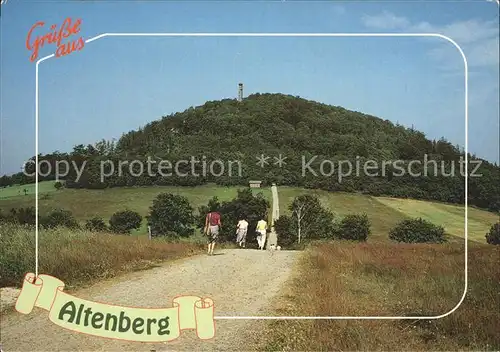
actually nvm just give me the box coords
[236,217,249,248]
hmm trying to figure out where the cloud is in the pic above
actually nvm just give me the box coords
[361,11,410,29]
[411,19,499,44]
[360,12,499,68]
[360,11,499,164]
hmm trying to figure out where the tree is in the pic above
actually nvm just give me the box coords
[3,93,500,213]
[389,218,447,243]
[41,209,79,229]
[337,213,370,241]
[85,217,107,232]
[289,195,323,243]
[147,193,194,237]
[196,196,222,230]
[196,188,270,244]
[273,215,295,247]
[109,210,142,234]
[0,175,12,188]
[9,207,36,225]
[485,222,500,245]
[219,188,270,244]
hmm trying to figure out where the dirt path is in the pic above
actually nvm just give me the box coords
[266,184,280,249]
[0,249,300,352]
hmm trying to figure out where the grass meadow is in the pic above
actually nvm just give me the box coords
[1,183,499,349]
[0,183,271,235]
[0,181,58,199]
[1,182,497,240]
[376,197,499,242]
[262,241,500,351]
[0,222,204,289]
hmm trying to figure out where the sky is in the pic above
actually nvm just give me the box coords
[0,0,499,175]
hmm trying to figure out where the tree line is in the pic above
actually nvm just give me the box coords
[2,187,499,246]
[1,93,499,212]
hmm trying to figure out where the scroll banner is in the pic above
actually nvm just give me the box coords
[15,273,216,342]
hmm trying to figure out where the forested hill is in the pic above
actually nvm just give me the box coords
[2,93,500,211]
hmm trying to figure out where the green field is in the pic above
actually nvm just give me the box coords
[0,182,272,235]
[376,197,499,242]
[276,187,409,237]
[0,181,58,199]
[0,182,270,219]
[0,182,497,242]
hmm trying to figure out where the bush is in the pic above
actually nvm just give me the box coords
[9,207,36,225]
[274,215,295,247]
[0,209,10,223]
[85,217,107,232]
[289,194,336,243]
[312,209,338,240]
[54,181,63,190]
[196,196,222,230]
[221,189,270,244]
[389,218,446,243]
[485,222,500,245]
[338,213,370,241]
[109,210,142,234]
[41,209,80,229]
[196,189,270,244]
[147,193,194,237]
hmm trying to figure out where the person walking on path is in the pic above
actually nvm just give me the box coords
[236,217,249,248]
[255,218,268,250]
[204,210,222,255]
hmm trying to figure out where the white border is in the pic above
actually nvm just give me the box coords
[35,32,468,320]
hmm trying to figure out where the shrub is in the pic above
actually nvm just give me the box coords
[338,213,370,241]
[0,209,9,223]
[54,181,63,190]
[85,217,107,232]
[196,189,270,243]
[41,209,80,229]
[289,194,335,243]
[109,210,142,234]
[9,207,36,225]
[274,215,295,247]
[312,209,338,240]
[485,222,500,245]
[196,196,222,230]
[147,193,194,237]
[389,218,446,243]
[219,189,270,244]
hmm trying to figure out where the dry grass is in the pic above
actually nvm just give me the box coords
[0,223,203,289]
[263,241,500,351]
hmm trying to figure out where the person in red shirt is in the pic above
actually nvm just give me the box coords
[204,210,222,255]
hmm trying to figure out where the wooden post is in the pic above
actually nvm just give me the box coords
[148,226,152,240]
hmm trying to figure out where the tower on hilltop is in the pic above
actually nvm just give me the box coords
[238,83,243,102]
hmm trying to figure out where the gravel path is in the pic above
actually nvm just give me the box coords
[266,184,280,249]
[0,249,300,352]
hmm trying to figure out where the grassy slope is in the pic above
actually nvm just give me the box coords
[1,183,497,240]
[376,197,499,242]
[0,183,271,235]
[0,183,253,219]
[277,187,409,237]
[2,184,499,349]
[0,181,57,199]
